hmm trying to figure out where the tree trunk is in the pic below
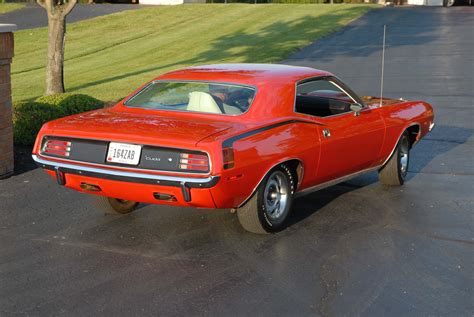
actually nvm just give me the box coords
[45,14,66,95]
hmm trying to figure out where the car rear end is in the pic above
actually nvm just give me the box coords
[33,132,221,208]
[30,97,248,208]
[31,73,277,210]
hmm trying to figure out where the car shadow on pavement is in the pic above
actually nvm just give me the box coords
[287,124,473,228]
[288,172,379,228]
[406,124,473,180]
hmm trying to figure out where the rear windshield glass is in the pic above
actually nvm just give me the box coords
[124,81,256,115]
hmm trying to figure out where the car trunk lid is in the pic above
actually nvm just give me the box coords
[47,108,235,149]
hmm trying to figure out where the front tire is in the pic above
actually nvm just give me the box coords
[93,196,138,215]
[237,165,294,234]
[379,131,410,186]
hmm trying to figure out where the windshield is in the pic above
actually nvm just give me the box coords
[124,81,256,115]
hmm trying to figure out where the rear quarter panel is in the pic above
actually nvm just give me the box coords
[207,122,321,208]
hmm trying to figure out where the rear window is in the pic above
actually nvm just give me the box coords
[124,81,256,115]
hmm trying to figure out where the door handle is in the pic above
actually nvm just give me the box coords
[323,128,331,138]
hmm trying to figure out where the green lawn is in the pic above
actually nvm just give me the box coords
[12,4,377,102]
[0,3,24,13]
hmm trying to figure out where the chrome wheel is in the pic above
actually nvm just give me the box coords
[237,164,294,234]
[399,136,409,178]
[263,171,289,220]
[379,131,410,186]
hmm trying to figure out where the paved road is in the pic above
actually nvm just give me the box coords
[1,7,473,316]
[0,4,142,30]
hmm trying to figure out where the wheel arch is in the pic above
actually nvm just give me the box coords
[406,123,421,148]
[237,158,304,208]
[381,122,420,168]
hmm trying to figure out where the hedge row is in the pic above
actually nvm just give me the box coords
[13,93,104,146]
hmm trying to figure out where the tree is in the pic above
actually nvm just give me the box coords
[37,0,77,95]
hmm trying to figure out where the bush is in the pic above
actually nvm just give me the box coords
[13,101,60,146]
[35,93,104,115]
[13,93,105,145]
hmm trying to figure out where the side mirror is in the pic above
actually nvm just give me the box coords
[350,103,363,117]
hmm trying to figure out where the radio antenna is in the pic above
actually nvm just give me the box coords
[380,25,386,107]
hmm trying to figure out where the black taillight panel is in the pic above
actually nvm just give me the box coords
[69,139,107,163]
[138,147,180,171]
[40,136,210,173]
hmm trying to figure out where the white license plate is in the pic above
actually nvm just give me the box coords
[107,142,142,165]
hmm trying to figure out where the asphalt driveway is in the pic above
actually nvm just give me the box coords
[0,3,142,30]
[1,7,473,316]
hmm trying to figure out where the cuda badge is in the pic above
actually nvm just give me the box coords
[145,155,161,162]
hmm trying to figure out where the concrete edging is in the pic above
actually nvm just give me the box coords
[0,24,17,33]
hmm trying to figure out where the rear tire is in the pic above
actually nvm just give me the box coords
[237,164,294,234]
[379,131,410,186]
[93,196,138,215]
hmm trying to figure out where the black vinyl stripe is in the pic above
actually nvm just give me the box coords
[222,119,321,148]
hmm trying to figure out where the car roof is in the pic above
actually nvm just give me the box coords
[156,63,333,87]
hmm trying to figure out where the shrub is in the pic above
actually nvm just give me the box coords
[13,101,61,146]
[14,93,105,145]
[35,93,104,115]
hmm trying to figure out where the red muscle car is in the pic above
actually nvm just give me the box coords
[33,64,435,234]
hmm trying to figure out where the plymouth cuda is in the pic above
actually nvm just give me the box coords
[33,64,435,234]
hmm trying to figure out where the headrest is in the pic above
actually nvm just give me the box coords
[187,91,222,114]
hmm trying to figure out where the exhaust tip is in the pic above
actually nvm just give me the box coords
[80,183,102,192]
[153,193,177,202]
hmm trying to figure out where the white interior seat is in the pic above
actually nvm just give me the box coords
[187,91,222,114]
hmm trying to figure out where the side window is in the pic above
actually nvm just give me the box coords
[295,79,356,117]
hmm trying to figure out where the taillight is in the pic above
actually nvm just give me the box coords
[179,153,209,172]
[41,139,71,157]
[222,147,234,169]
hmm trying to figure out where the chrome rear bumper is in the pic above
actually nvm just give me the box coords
[32,155,219,202]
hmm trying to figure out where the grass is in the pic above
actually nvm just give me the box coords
[0,3,25,13]
[12,4,377,102]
